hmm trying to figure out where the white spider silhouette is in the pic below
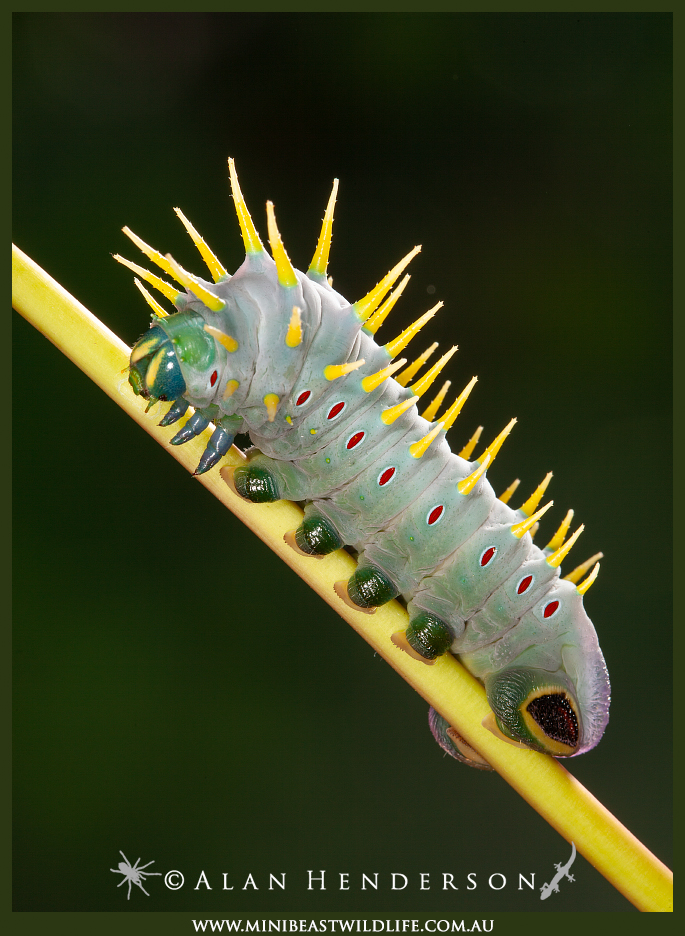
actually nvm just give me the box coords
[110,850,161,899]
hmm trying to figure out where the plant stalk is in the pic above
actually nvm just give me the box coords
[12,244,673,912]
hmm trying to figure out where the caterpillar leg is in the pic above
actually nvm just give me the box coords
[194,426,234,475]
[222,451,312,503]
[334,562,399,614]
[225,462,281,503]
[170,410,210,445]
[428,707,493,771]
[162,403,242,474]
[390,612,452,665]
[194,415,245,476]
[405,612,453,660]
[284,507,343,559]
[159,398,189,427]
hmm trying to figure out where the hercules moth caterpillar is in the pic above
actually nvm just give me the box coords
[117,158,610,768]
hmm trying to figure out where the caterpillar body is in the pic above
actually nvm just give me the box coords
[120,159,610,766]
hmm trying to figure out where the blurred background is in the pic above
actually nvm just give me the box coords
[13,13,671,913]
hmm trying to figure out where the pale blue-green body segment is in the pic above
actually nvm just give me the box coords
[361,461,494,593]
[250,380,413,503]
[409,501,560,642]
[308,420,452,546]
[130,243,610,758]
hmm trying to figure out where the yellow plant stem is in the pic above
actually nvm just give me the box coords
[12,244,673,912]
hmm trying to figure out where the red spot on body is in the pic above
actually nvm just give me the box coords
[347,431,365,450]
[480,546,497,567]
[378,467,396,486]
[543,600,560,619]
[517,575,533,594]
[296,390,311,407]
[428,505,444,526]
[328,401,346,420]
[210,370,218,387]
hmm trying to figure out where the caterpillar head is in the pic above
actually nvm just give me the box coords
[129,311,219,406]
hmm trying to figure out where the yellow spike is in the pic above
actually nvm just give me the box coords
[409,421,445,459]
[165,254,226,313]
[576,562,601,596]
[228,157,264,255]
[547,524,584,568]
[385,302,442,359]
[511,501,554,539]
[266,201,298,288]
[173,207,228,283]
[545,509,574,551]
[263,393,280,422]
[113,255,181,304]
[498,478,520,504]
[421,380,451,422]
[529,522,540,541]
[564,552,604,585]
[308,178,339,277]
[121,226,183,282]
[285,305,303,348]
[476,418,516,467]
[203,324,238,353]
[223,379,239,399]
[133,277,168,317]
[354,246,421,322]
[441,376,479,432]
[361,358,407,393]
[459,426,483,460]
[518,472,553,518]
[381,395,419,425]
[408,346,458,398]
[457,453,491,495]
[396,342,438,387]
[365,274,410,335]
[324,359,366,381]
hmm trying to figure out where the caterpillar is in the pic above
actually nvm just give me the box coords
[117,158,610,768]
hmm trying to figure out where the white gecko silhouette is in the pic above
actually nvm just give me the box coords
[540,842,576,899]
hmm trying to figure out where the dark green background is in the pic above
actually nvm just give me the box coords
[13,12,671,914]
